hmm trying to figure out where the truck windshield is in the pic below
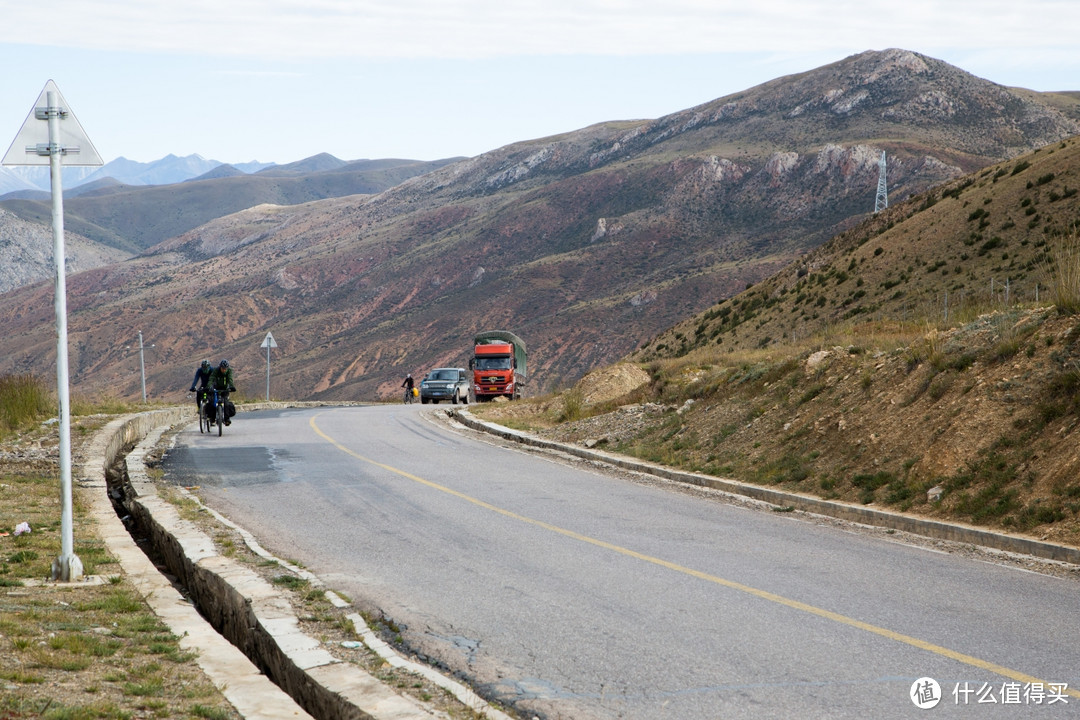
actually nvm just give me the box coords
[475,357,512,370]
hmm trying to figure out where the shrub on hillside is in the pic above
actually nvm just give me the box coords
[1041,231,1080,315]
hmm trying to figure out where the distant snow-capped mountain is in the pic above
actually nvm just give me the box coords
[0,168,38,195]
[0,154,277,193]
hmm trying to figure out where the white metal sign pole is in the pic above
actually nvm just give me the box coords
[46,90,81,582]
[4,81,102,582]
[261,331,277,401]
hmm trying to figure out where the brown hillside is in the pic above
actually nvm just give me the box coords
[0,50,1077,404]
[0,208,128,294]
[636,136,1080,359]
[480,135,1080,547]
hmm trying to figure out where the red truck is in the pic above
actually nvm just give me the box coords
[470,331,527,401]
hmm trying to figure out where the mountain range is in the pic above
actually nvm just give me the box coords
[0,154,462,261]
[0,154,274,196]
[0,48,1078,403]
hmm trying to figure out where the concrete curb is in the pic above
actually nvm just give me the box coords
[80,407,314,720]
[180,466,515,720]
[449,408,1080,566]
[83,404,513,720]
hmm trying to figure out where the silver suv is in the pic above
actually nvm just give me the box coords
[420,367,470,404]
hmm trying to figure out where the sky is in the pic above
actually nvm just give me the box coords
[1,1,1078,167]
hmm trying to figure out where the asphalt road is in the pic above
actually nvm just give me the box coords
[161,405,1080,720]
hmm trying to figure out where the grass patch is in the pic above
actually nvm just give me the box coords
[123,676,165,697]
[47,633,122,658]
[271,574,311,591]
[0,373,52,436]
[1038,369,1080,423]
[751,455,810,485]
[852,471,897,504]
[943,452,1023,524]
[926,372,954,401]
[798,383,826,405]
[558,388,585,423]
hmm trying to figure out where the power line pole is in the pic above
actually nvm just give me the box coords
[134,331,154,402]
[875,151,888,213]
[139,331,148,402]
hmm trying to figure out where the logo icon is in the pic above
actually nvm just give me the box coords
[911,677,942,709]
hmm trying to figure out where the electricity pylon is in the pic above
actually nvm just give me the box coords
[874,150,888,213]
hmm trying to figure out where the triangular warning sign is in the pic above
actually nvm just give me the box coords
[3,80,103,167]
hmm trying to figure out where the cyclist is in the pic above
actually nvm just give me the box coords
[188,359,213,413]
[207,359,237,425]
[401,373,415,403]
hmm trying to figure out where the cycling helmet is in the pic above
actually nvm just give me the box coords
[201,359,211,370]
[219,359,229,369]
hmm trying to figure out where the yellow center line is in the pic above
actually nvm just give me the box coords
[310,413,1078,697]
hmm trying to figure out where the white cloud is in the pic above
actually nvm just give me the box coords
[1,1,1077,164]
[3,0,1078,59]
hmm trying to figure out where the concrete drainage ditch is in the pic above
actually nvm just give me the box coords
[108,456,366,719]
[85,406,511,720]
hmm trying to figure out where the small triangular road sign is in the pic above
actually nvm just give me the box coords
[260,332,278,349]
[3,80,103,167]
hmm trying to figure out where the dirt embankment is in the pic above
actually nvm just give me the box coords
[478,309,1080,549]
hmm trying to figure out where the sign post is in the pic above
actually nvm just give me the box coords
[260,331,277,401]
[3,81,102,581]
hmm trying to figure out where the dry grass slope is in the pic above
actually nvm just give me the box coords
[637,136,1080,359]
[479,307,1080,547]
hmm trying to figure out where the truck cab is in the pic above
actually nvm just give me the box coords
[470,331,526,401]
